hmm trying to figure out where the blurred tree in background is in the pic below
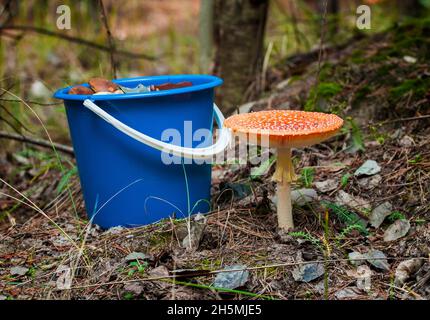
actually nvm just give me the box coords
[213,0,269,115]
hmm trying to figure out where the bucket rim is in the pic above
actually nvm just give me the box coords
[53,74,223,101]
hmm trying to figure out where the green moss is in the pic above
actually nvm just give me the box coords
[390,78,430,101]
[350,49,367,64]
[305,82,343,111]
[354,85,372,103]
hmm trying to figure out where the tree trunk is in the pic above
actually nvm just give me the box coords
[214,0,269,115]
[199,0,214,73]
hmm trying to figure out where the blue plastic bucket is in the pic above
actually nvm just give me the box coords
[54,75,227,229]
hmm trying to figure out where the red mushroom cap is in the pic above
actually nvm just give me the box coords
[224,110,344,148]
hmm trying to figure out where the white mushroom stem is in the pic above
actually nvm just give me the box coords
[273,147,295,230]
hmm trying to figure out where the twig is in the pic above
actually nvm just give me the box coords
[0,25,157,61]
[98,0,117,79]
[0,98,61,106]
[0,130,74,155]
[379,114,430,125]
[309,0,328,108]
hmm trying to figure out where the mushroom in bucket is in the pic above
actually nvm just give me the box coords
[224,110,343,231]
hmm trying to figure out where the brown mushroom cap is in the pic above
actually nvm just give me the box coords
[89,77,119,93]
[224,110,344,148]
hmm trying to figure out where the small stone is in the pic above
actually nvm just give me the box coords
[10,266,28,276]
[148,266,169,278]
[399,135,415,148]
[315,179,338,193]
[335,287,362,299]
[384,219,410,242]
[181,213,207,251]
[105,226,125,235]
[125,252,150,262]
[213,265,249,289]
[356,265,372,292]
[354,160,381,177]
[292,263,324,282]
[291,188,318,206]
[124,283,144,296]
[335,190,371,210]
[357,174,382,190]
[369,202,393,228]
[365,250,390,271]
[394,258,423,286]
[348,251,366,266]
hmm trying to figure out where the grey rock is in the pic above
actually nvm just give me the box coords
[348,252,366,266]
[384,219,410,242]
[291,188,318,206]
[399,135,415,147]
[148,266,170,278]
[354,160,381,177]
[292,263,325,282]
[357,174,382,190]
[10,266,28,276]
[315,179,338,193]
[335,190,371,210]
[365,250,390,271]
[335,287,362,300]
[125,252,150,262]
[369,202,393,228]
[182,213,207,250]
[124,283,144,296]
[213,265,249,290]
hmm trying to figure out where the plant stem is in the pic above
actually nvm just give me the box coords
[273,148,294,230]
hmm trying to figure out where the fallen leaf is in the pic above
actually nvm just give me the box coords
[394,258,423,286]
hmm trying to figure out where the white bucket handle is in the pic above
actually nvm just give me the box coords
[83,99,231,159]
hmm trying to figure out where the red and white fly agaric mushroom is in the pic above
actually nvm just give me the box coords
[225,110,343,230]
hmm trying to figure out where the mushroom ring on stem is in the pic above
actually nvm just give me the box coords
[224,110,344,231]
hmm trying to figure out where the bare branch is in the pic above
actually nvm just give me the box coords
[0,25,157,61]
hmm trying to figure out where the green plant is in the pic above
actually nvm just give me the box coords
[340,173,352,188]
[123,292,135,300]
[342,117,365,153]
[387,211,406,222]
[289,231,322,250]
[321,201,368,234]
[305,82,343,111]
[300,167,315,188]
[127,260,148,277]
[408,154,423,164]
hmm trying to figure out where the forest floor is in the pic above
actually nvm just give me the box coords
[0,19,429,300]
